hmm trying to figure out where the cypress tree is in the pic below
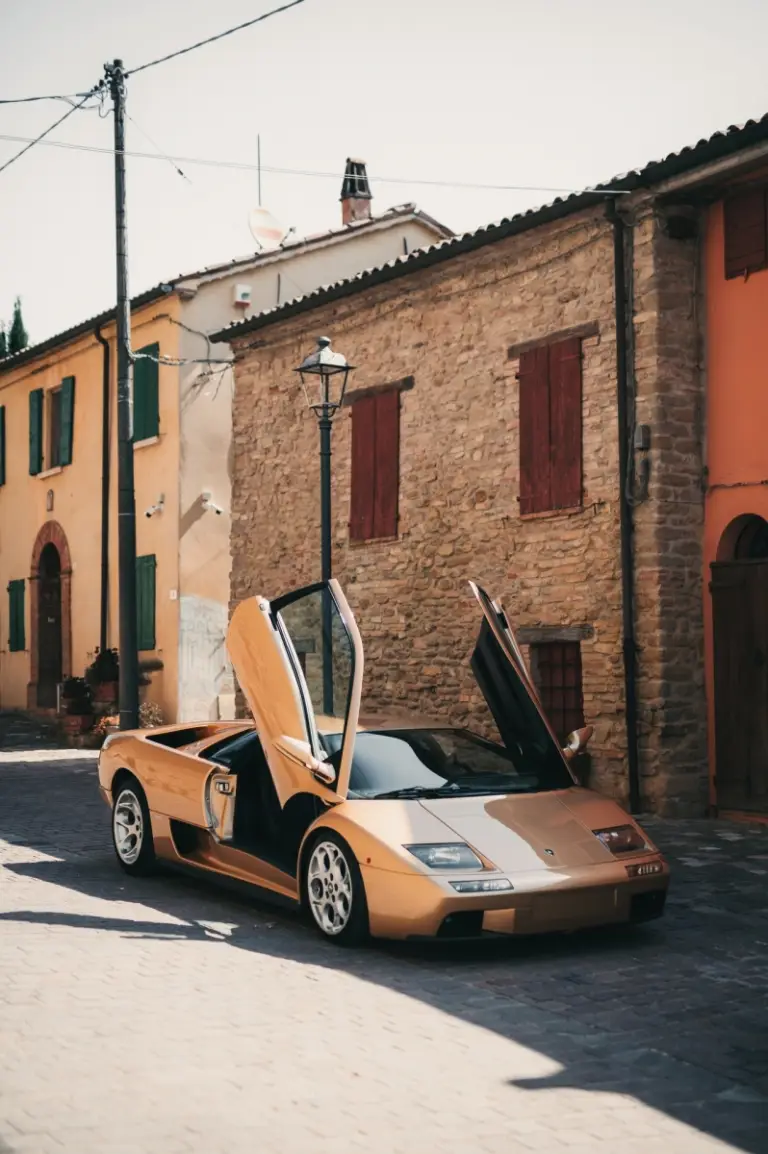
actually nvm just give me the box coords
[8,297,28,353]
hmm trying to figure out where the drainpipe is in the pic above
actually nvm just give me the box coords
[607,199,642,813]
[95,323,111,655]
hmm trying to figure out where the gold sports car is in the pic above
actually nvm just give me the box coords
[98,580,669,946]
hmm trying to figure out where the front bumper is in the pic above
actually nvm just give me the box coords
[361,856,670,940]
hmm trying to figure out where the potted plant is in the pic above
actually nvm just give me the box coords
[61,677,94,736]
[85,647,120,705]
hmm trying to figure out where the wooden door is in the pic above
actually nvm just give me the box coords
[711,560,768,812]
[37,544,62,708]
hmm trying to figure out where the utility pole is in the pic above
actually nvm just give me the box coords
[105,59,139,730]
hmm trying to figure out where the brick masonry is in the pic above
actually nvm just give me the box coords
[228,205,708,814]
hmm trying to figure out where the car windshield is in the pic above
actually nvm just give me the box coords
[320,727,574,799]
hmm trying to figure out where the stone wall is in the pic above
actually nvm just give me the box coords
[228,204,708,813]
[631,205,708,814]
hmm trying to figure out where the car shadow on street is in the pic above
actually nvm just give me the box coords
[1,761,767,1154]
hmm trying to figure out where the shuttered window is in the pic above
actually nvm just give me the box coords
[518,337,582,515]
[8,579,25,652]
[349,389,400,541]
[724,188,768,279]
[133,344,160,442]
[136,554,156,651]
[29,388,43,475]
[0,405,5,486]
[59,376,75,466]
[529,640,584,744]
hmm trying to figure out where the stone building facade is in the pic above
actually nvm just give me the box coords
[215,111,768,818]
[217,171,714,817]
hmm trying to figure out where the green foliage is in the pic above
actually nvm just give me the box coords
[8,297,28,353]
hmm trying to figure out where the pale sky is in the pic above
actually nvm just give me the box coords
[2,0,768,345]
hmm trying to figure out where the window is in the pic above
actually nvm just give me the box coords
[48,387,63,468]
[7,579,25,652]
[136,554,156,651]
[28,377,75,475]
[529,641,584,744]
[0,405,5,486]
[518,337,582,515]
[133,344,160,442]
[349,389,400,540]
[724,188,768,279]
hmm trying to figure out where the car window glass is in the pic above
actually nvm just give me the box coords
[321,728,573,798]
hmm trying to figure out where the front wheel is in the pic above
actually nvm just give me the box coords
[304,832,369,947]
[112,779,157,877]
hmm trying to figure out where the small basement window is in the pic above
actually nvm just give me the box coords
[529,640,585,743]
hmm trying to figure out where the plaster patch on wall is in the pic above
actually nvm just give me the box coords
[178,595,232,721]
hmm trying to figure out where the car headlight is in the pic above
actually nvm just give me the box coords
[405,843,483,870]
[593,824,648,854]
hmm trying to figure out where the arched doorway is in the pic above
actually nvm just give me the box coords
[28,521,72,710]
[37,544,62,707]
[711,514,768,813]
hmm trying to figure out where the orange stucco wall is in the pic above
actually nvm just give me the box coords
[0,299,182,721]
[703,198,768,804]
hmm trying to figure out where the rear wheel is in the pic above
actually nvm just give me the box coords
[111,778,156,877]
[303,832,369,947]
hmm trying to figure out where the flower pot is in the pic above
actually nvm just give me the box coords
[62,714,93,736]
[93,681,118,705]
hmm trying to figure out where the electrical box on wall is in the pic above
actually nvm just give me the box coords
[634,424,651,451]
[233,283,252,308]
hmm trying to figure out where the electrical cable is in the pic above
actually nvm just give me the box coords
[125,0,309,76]
[0,85,103,176]
[0,132,629,196]
[125,114,191,182]
[0,92,93,106]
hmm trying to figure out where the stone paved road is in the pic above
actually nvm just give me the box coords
[0,745,767,1154]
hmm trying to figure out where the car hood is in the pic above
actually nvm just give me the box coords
[418,787,651,873]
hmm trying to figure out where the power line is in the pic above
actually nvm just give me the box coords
[126,114,191,182]
[0,132,630,196]
[0,86,103,176]
[126,0,309,76]
[0,91,92,106]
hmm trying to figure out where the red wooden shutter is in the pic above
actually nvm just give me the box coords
[724,189,768,279]
[518,345,551,514]
[549,337,583,510]
[349,395,376,541]
[373,389,400,538]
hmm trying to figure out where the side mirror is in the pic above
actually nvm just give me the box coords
[563,724,593,761]
[274,735,337,786]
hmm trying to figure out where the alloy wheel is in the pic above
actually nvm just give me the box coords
[113,789,144,866]
[307,840,353,936]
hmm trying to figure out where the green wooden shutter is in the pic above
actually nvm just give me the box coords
[136,554,156,650]
[0,405,6,486]
[59,376,75,466]
[29,388,43,475]
[133,345,159,441]
[8,579,25,652]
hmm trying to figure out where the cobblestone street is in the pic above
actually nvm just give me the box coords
[1,739,767,1154]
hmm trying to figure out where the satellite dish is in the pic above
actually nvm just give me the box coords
[248,206,289,251]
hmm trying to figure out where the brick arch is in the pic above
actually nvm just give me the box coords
[27,520,73,708]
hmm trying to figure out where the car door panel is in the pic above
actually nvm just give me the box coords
[227,579,363,806]
[468,580,576,782]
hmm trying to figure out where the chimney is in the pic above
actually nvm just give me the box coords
[340,158,372,226]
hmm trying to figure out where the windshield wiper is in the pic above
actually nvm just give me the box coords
[373,784,461,800]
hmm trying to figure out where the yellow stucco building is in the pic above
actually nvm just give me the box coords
[0,182,449,722]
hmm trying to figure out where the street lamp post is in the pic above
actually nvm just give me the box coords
[295,337,354,717]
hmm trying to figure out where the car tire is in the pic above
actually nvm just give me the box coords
[111,777,157,877]
[303,831,369,947]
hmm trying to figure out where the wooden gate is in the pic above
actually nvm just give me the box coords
[711,559,768,812]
